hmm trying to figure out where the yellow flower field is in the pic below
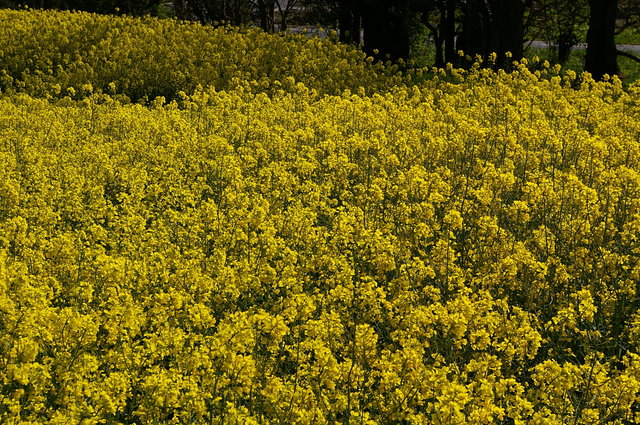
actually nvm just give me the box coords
[0,8,402,101]
[1,8,640,425]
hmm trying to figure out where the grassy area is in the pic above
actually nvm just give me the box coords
[410,40,640,85]
[524,45,640,84]
[523,45,585,73]
[618,54,640,83]
[614,27,640,83]
[408,18,640,84]
[616,27,640,45]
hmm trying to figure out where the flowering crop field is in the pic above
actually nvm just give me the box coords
[0,8,403,101]
[2,9,640,425]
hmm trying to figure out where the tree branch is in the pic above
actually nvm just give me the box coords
[617,49,640,63]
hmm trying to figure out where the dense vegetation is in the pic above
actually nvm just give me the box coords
[2,8,640,425]
[0,9,403,101]
[3,0,640,81]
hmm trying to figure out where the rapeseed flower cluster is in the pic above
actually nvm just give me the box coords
[1,7,640,425]
[0,9,402,101]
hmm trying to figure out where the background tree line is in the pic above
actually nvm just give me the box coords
[2,0,639,79]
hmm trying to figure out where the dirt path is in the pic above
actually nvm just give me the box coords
[527,40,640,55]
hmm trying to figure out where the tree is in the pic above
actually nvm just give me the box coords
[271,0,301,31]
[172,0,299,32]
[615,0,640,69]
[584,0,619,80]
[457,0,525,67]
[528,0,589,65]
[299,0,338,26]
[440,0,457,65]
[337,0,361,45]
[362,0,411,61]
[418,0,458,67]
[617,0,640,37]
[416,0,528,68]
[173,0,254,26]
[254,0,276,32]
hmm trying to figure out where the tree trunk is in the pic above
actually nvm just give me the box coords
[257,0,274,32]
[585,0,619,80]
[276,0,293,32]
[338,0,360,45]
[173,0,189,20]
[491,0,524,64]
[457,0,523,67]
[433,33,445,68]
[443,0,457,64]
[556,30,575,65]
[362,0,410,62]
[457,0,488,62]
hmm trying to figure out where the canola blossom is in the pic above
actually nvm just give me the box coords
[0,8,403,101]
[2,8,640,425]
